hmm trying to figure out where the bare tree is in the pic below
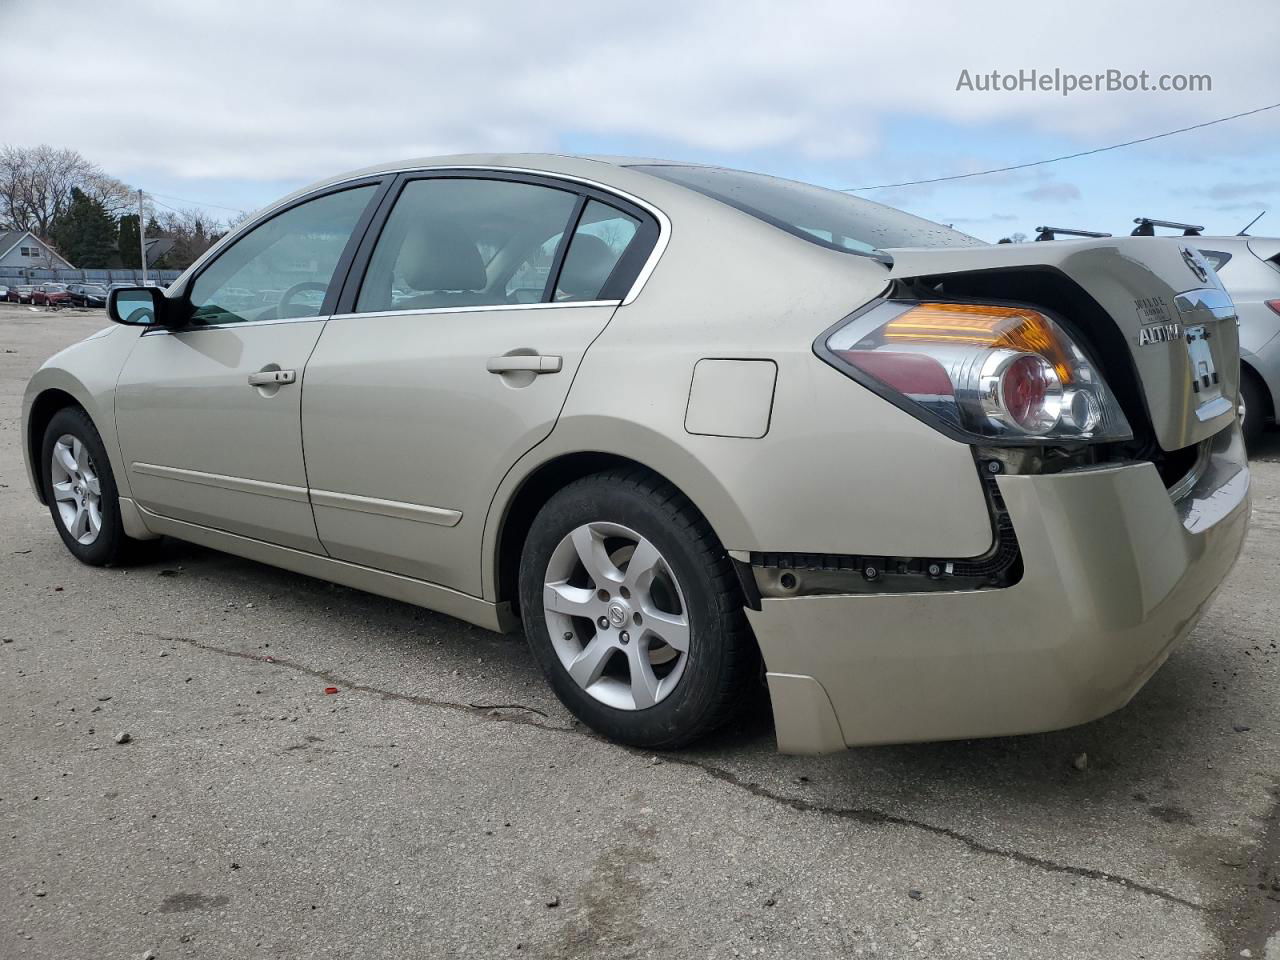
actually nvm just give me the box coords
[0,145,131,238]
[150,207,231,268]
[81,171,134,220]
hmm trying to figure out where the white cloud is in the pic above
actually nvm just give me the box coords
[1,0,1277,185]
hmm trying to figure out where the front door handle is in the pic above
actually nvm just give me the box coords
[486,355,562,374]
[247,368,297,387]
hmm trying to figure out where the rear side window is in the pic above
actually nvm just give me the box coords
[355,178,578,312]
[555,200,640,302]
[1199,249,1232,272]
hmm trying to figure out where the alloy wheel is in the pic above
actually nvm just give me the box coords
[542,521,690,710]
[50,434,102,545]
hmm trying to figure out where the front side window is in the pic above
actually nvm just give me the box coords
[187,185,376,326]
[356,177,579,313]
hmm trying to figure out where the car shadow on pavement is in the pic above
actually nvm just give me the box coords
[134,532,1248,820]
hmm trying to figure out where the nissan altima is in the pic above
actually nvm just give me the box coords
[21,155,1250,753]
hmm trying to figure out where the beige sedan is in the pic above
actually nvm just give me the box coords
[22,155,1250,752]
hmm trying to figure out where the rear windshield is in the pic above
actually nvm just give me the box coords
[629,164,983,256]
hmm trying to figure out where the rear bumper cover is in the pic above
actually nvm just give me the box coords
[749,425,1251,753]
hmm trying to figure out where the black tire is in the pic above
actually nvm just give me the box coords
[518,468,759,749]
[1240,369,1268,451]
[40,406,147,566]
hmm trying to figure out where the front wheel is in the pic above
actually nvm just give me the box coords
[518,469,759,749]
[41,406,148,566]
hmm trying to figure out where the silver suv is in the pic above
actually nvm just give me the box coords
[1193,236,1280,446]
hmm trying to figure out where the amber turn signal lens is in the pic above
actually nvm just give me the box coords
[881,303,1075,385]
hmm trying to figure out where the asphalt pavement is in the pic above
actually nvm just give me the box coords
[2,304,1278,959]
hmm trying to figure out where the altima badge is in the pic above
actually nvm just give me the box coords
[1138,322,1182,346]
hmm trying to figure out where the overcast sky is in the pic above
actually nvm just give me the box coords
[4,0,1278,240]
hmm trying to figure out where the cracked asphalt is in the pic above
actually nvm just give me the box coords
[2,307,1279,959]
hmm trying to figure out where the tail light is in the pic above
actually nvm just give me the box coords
[819,301,1132,444]
[1265,300,1280,317]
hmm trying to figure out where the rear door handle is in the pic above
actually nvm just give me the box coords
[247,369,297,386]
[486,355,562,374]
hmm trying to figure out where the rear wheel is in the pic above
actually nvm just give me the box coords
[1240,369,1269,450]
[518,469,758,749]
[41,407,147,566]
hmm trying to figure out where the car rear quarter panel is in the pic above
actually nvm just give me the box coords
[483,190,995,599]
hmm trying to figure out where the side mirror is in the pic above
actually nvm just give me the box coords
[107,286,166,326]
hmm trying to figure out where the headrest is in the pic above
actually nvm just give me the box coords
[558,234,618,300]
[398,219,486,292]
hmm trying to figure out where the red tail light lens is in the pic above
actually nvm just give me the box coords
[1265,300,1280,317]
[998,353,1061,432]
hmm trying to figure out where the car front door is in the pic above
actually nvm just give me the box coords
[300,173,658,595]
[114,182,382,552]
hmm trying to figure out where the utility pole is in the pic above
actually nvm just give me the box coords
[137,189,148,286]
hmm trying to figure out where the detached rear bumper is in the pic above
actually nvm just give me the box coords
[748,426,1251,754]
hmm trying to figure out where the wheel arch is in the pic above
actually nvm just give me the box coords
[25,387,89,504]
[485,439,752,615]
[1241,357,1275,423]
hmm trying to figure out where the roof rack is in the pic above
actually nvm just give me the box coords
[1034,226,1112,242]
[1131,217,1203,237]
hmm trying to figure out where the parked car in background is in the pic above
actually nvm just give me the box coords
[21,155,1250,754]
[1187,237,1280,447]
[7,284,36,303]
[68,284,108,308]
[1034,219,1280,448]
[30,283,70,307]
[0,285,8,301]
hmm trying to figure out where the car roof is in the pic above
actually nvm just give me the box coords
[259,153,723,222]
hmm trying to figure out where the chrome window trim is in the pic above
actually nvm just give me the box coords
[139,297,623,334]
[327,299,619,322]
[141,314,329,336]
[176,165,671,308]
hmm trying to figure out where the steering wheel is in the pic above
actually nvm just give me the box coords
[276,281,328,319]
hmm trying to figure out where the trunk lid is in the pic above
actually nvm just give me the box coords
[883,236,1239,451]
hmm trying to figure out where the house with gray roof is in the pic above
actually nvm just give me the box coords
[0,230,74,270]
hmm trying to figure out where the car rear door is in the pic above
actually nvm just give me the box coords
[114,181,384,552]
[300,171,660,596]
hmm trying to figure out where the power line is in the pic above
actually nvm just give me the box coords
[839,101,1280,192]
[145,195,183,215]
[145,189,248,214]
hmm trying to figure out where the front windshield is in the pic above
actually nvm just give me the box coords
[629,164,983,256]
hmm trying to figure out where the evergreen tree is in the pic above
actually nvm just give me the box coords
[144,215,172,268]
[48,187,118,267]
[117,213,141,268]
